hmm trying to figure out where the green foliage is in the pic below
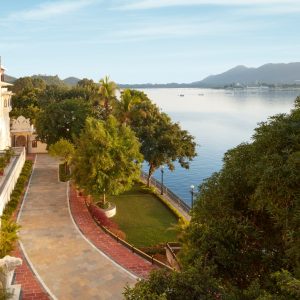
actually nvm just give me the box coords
[49,139,74,182]
[0,158,5,173]
[31,75,66,87]
[3,148,14,164]
[59,163,70,182]
[10,83,44,121]
[48,139,75,165]
[35,98,92,145]
[0,285,12,300]
[0,220,19,258]
[11,77,46,94]
[72,116,143,204]
[93,76,118,119]
[2,161,33,220]
[0,160,32,260]
[115,89,142,125]
[125,98,300,299]
[129,94,196,184]
[124,267,224,300]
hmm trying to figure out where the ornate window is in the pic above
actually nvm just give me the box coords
[32,140,37,148]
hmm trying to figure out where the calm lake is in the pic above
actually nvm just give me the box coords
[141,88,300,206]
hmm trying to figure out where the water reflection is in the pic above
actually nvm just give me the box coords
[141,88,299,205]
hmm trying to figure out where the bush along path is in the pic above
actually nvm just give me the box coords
[0,157,50,300]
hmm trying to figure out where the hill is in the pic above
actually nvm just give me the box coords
[5,62,300,88]
[31,75,66,86]
[3,74,17,83]
[196,62,300,87]
[63,77,81,86]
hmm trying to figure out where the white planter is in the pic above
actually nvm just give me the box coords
[102,202,116,218]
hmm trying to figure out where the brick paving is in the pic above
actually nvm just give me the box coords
[69,186,156,279]
[17,154,137,299]
[12,248,50,300]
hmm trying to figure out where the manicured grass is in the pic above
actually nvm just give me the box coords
[111,183,179,248]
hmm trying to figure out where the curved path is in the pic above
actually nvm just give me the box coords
[17,155,136,300]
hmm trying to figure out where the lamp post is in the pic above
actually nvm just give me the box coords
[160,165,165,195]
[190,185,195,209]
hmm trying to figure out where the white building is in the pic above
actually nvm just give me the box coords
[11,116,48,154]
[0,65,12,150]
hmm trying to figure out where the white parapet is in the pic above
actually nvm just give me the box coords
[0,147,26,218]
[0,255,22,300]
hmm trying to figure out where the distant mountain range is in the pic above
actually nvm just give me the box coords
[4,62,300,88]
[196,62,300,87]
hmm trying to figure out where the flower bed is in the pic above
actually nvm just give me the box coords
[88,203,126,240]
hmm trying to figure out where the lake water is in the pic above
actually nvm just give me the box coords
[141,88,300,206]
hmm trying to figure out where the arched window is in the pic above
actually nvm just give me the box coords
[4,99,7,107]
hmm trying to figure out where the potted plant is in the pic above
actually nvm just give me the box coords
[0,157,6,176]
[4,147,14,164]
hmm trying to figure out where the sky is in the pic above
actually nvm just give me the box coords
[0,0,299,83]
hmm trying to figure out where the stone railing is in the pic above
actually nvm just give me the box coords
[166,242,181,271]
[141,171,191,214]
[0,147,26,218]
[0,256,22,300]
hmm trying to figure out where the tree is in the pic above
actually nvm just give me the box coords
[130,96,196,186]
[37,85,70,107]
[124,98,300,299]
[11,77,46,95]
[115,89,141,125]
[97,76,118,119]
[35,99,92,145]
[48,139,75,173]
[72,116,143,206]
[11,87,43,122]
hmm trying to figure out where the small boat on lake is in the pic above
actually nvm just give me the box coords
[179,94,185,97]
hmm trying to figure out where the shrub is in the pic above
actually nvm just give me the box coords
[0,219,20,258]
[0,157,5,175]
[59,163,70,182]
[1,160,33,220]
[89,204,118,229]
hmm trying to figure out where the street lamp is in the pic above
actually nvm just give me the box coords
[190,185,195,209]
[160,165,165,195]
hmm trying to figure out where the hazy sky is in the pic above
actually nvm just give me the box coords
[0,0,299,83]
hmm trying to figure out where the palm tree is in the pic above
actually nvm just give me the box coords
[116,89,141,125]
[98,76,118,120]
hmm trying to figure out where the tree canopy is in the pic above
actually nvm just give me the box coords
[72,116,143,205]
[124,97,300,300]
[35,98,92,145]
[48,138,75,165]
[128,93,196,185]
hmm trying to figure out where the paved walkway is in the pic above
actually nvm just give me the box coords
[18,155,136,300]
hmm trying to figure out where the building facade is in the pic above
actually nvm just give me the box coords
[0,65,13,150]
[10,116,48,154]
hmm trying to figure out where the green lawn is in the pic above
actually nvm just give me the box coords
[110,183,179,248]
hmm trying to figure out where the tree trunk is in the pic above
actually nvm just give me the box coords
[147,164,155,187]
[64,162,68,175]
[102,192,106,206]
